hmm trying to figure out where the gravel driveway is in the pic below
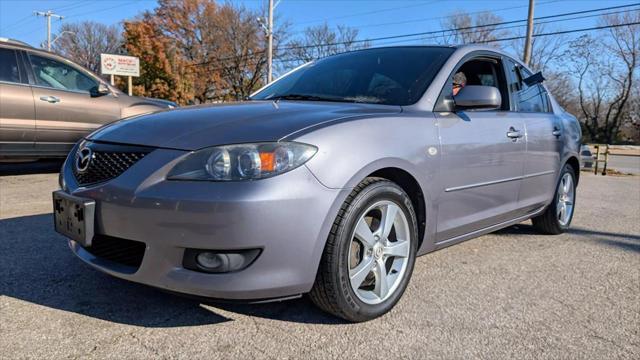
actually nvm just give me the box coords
[1,169,638,359]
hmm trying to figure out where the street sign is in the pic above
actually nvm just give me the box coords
[100,54,139,77]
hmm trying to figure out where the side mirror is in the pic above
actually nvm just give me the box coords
[454,85,501,110]
[523,71,545,86]
[90,83,110,97]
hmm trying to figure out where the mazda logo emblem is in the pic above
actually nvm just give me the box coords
[75,147,93,173]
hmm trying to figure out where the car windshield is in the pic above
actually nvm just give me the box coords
[251,47,455,106]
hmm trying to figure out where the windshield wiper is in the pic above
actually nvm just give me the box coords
[267,93,359,103]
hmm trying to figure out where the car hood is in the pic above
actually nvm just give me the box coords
[141,97,178,108]
[88,101,401,150]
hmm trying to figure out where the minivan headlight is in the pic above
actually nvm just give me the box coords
[167,142,317,181]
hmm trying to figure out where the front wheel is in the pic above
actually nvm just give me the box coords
[532,164,577,234]
[309,178,418,322]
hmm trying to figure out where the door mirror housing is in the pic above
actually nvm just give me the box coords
[454,85,501,110]
[90,83,110,97]
[523,71,545,86]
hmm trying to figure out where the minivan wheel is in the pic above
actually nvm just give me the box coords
[309,177,418,322]
[532,164,577,234]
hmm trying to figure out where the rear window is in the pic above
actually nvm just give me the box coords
[506,59,551,113]
[0,48,20,83]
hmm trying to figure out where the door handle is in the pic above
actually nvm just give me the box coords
[552,127,562,138]
[506,127,523,140]
[40,96,60,103]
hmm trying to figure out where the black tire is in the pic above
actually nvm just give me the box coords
[532,164,577,234]
[309,177,418,322]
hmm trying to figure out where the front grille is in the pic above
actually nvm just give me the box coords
[84,234,146,269]
[72,142,153,186]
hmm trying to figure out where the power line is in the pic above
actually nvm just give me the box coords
[190,19,640,71]
[281,2,640,51]
[481,20,640,44]
[192,4,634,67]
[0,1,89,33]
[1,3,88,34]
[65,0,143,19]
[327,0,560,30]
[0,14,34,32]
[52,1,92,13]
[376,7,639,46]
[190,5,640,68]
[295,0,441,26]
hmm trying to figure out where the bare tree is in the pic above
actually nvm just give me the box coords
[566,12,639,143]
[510,23,566,72]
[51,21,122,73]
[544,70,580,115]
[618,85,640,143]
[439,11,509,46]
[286,23,369,64]
[210,4,271,101]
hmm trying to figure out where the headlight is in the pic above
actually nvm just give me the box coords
[167,142,317,181]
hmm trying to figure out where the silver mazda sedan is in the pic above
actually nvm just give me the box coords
[54,45,581,322]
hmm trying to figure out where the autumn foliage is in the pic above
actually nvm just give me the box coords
[123,0,267,105]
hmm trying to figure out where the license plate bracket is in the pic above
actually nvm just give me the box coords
[53,190,95,247]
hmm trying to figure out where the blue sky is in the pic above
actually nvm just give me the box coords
[0,0,637,50]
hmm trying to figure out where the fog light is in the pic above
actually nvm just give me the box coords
[196,252,224,269]
[184,249,261,273]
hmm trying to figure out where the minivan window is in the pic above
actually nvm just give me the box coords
[506,59,549,113]
[251,47,455,106]
[0,48,21,83]
[29,54,96,92]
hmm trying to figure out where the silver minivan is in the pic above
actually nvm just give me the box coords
[0,38,174,160]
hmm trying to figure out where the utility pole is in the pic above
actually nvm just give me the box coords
[34,10,63,51]
[523,0,535,65]
[267,0,274,83]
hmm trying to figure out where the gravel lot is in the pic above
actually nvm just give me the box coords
[1,167,638,359]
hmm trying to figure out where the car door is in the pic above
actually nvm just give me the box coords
[505,59,562,211]
[0,47,36,156]
[434,55,526,242]
[26,52,121,155]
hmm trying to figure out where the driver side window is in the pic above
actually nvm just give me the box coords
[451,57,510,110]
[29,54,96,92]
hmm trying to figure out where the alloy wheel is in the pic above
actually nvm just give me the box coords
[557,173,575,226]
[348,200,411,305]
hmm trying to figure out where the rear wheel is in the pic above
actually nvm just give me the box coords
[309,178,418,322]
[532,164,577,234]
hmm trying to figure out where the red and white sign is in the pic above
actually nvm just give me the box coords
[100,54,139,77]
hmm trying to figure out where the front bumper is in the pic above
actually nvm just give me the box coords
[61,147,348,300]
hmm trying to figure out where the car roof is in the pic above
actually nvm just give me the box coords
[0,37,87,61]
[315,44,521,66]
[0,37,36,50]
[0,38,66,60]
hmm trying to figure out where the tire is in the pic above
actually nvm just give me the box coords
[532,164,577,234]
[309,177,418,322]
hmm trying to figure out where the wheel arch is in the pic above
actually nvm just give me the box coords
[565,156,580,185]
[366,167,427,251]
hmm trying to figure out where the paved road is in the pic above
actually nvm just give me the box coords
[607,155,640,175]
[1,171,638,359]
